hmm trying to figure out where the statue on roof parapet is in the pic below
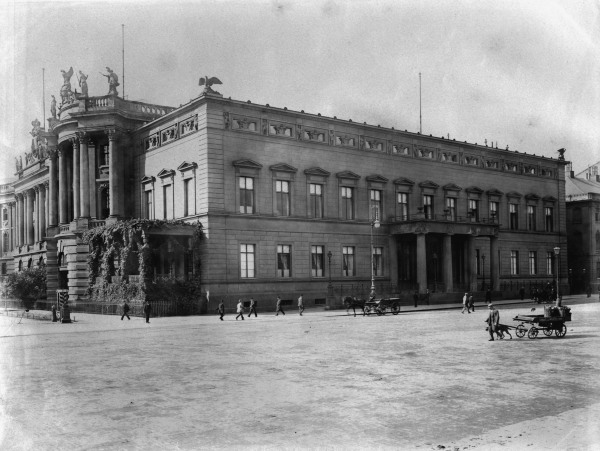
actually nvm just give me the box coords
[60,67,75,104]
[78,70,89,97]
[199,75,222,95]
[557,148,566,161]
[101,67,119,96]
[50,95,57,119]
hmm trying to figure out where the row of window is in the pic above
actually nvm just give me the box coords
[240,244,384,279]
[142,164,197,219]
[508,250,557,276]
[238,175,555,232]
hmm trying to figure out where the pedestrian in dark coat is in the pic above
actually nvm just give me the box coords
[485,304,500,341]
[248,298,257,317]
[275,296,285,316]
[485,288,492,303]
[468,293,475,312]
[216,300,225,320]
[143,300,151,323]
[413,291,419,308]
[519,286,525,300]
[121,301,131,320]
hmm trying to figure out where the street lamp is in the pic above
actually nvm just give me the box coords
[554,246,561,305]
[432,253,438,292]
[327,251,332,285]
[482,254,486,291]
[370,216,380,298]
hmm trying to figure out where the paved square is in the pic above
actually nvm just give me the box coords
[1,298,599,450]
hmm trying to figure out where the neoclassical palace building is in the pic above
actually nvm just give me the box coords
[0,72,569,309]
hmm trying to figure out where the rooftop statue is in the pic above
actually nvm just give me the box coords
[101,67,119,96]
[199,75,222,94]
[78,71,89,97]
[60,67,74,104]
[50,95,57,119]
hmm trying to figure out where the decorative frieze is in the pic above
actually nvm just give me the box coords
[161,124,178,144]
[392,143,412,156]
[463,155,479,166]
[268,121,294,138]
[361,136,384,151]
[440,151,458,163]
[231,115,259,133]
[416,146,435,159]
[334,133,358,148]
[504,162,519,172]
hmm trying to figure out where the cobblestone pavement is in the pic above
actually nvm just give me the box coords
[0,296,599,450]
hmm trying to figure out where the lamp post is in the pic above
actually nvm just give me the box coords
[482,254,486,291]
[370,216,380,298]
[327,251,332,285]
[432,252,438,292]
[326,250,334,308]
[554,246,560,305]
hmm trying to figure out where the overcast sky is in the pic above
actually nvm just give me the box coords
[1,0,599,181]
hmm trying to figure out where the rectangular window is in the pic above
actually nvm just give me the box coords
[469,199,479,222]
[547,251,555,275]
[527,205,536,231]
[489,201,499,222]
[163,185,173,219]
[545,207,554,232]
[370,189,382,221]
[597,260,600,278]
[476,249,481,275]
[275,180,290,216]
[183,178,194,217]
[510,250,519,275]
[509,203,518,230]
[342,246,355,276]
[341,187,354,220]
[529,251,537,275]
[397,192,409,220]
[423,195,433,219]
[373,246,383,276]
[311,245,324,277]
[446,197,456,221]
[277,244,291,277]
[239,177,254,214]
[309,183,324,218]
[143,190,153,219]
[240,244,255,278]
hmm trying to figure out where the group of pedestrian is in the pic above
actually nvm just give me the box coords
[216,294,305,320]
[461,292,475,313]
[120,300,152,323]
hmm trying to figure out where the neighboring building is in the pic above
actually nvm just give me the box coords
[0,180,16,280]
[565,162,600,293]
[0,73,569,310]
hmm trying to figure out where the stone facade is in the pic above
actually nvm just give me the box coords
[0,82,569,311]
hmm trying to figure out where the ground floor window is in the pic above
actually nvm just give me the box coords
[277,244,291,277]
[241,244,255,278]
[343,246,355,276]
[373,246,383,276]
[510,250,519,275]
[529,251,537,275]
[311,245,324,277]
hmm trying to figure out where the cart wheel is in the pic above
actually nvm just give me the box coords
[543,328,553,337]
[527,327,538,339]
[376,309,383,316]
[364,307,370,316]
[516,324,526,338]
[391,305,400,315]
[555,324,567,338]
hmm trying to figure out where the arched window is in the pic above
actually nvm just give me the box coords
[58,252,64,266]
[27,258,33,268]
[18,260,23,271]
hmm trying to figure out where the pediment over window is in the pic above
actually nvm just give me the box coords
[365,174,389,184]
[336,170,360,180]
[157,169,175,179]
[466,186,483,194]
[269,163,298,173]
[177,161,198,172]
[443,183,462,192]
[543,195,557,202]
[141,176,156,184]
[418,180,439,189]
[394,177,415,186]
[525,193,540,201]
[304,167,331,177]
[506,191,522,199]
[232,159,263,169]
[486,189,504,197]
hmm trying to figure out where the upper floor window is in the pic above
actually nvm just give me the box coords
[275,180,290,216]
[397,192,409,221]
[489,201,499,222]
[183,178,195,217]
[342,246,355,276]
[370,189,382,221]
[373,246,383,276]
[544,207,553,232]
[527,205,537,231]
[240,244,255,278]
[446,197,456,221]
[2,232,8,254]
[309,183,324,219]
[468,199,479,222]
[311,245,324,277]
[162,184,173,219]
[423,195,433,219]
[277,244,291,277]
[2,207,7,222]
[341,187,354,220]
[596,231,600,252]
[143,190,153,220]
[239,177,254,214]
[509,203,519,230]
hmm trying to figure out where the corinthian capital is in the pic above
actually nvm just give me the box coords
[106,129,120,141]
[75,131,89,144]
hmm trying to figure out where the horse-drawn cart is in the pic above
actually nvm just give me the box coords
[363,297,401,316]
[513,305,571,339]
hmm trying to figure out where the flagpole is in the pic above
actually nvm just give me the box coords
[419,72,422,134]
[122,24,125,99]
[42,68,45,127]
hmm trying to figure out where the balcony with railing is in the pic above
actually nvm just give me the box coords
[58,95,176,122]
[389,209,499,236]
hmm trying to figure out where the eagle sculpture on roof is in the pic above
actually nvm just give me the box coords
[199,76,222,94]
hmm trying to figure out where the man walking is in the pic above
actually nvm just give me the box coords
[143,300,151,324]
[216,300,225,321]
[468,293,475,312]
[235,299,245,320]
[461,292,470,314]
[485,303,500,341]
[121,300,131,321]
[248,298,257,317]
[275,296,285,316]
[298,294,304,316]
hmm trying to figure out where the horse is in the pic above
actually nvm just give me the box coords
[343,296,366,317]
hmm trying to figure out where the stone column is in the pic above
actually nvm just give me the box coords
[78,133,90,217]
[466,235,476,292]
[26,190,34,245]
[107,129,122,217]
[72,137,80,219]
[443,234,453,292]
[48,148,58,226]
[15,194,23,246]
[58,147,69,224]
[9,202,15,250]
[34,186,40,242]
[88,141,97,218]
[39,184,46,240]
[490,236,499,290]
[14,196,20,246]
[416,233,427,293]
